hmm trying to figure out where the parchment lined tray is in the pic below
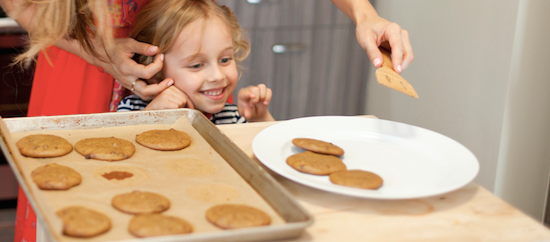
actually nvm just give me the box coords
[0,109,312,242]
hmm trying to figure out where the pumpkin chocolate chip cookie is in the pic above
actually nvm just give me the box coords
[75,137,135,161]
[16,134,72,158]
[206,204,271,229]
[112,190,170,215]
[129,214,193,237]
[329,169,383,190]
[56,206,111,238]
[31,163,81,190]
[135,129,191,151]
[286,151,347,175]
[292,138,344,156]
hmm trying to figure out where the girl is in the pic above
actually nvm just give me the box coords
[117,0,274,123]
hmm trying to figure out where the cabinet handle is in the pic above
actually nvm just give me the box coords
[247,0,281,4]
[272,44,307,54]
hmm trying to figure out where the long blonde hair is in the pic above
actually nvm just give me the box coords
[9,0,114,68]
[129,0,250,81]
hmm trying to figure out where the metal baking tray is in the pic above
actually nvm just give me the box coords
[0,109,313,242]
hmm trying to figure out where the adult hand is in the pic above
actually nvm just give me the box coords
[237,84,274,122]
[94,38,168,101]
[133,78,175,101]
[329,0,414,74]
[143,84,195,110]
[356,16,414,74]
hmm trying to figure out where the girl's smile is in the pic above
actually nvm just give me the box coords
[200,87,226,100]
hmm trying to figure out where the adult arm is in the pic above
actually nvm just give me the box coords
[331,0,414,73]
[0,0,169,100]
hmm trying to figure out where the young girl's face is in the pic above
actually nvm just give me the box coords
[163,16,238,114]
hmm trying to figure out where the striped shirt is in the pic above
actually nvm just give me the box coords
[117,94,246,125]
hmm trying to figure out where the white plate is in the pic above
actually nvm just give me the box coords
[252,116,479,199]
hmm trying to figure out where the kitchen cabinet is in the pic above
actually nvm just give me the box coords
[0,15,31,118]
[0,35,33,118]
[217,0,370,120]
[0,12,30,205]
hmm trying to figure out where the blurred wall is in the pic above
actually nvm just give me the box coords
[367,0,518,194]
[365,0,550,221]
[494,0,550,222]
[365,0,550,220]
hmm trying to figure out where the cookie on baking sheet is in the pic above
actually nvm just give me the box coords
[292,138,344,156]
[129,214,193,238]
[286,151,347,175]
[329,169,383,190]
[16,134,72,158]
[31,163,81,190]
[112,190,170,214]
[135,129,191,151]
[56,206,111,238]
[206,204,271,229]
[75,137,135,161]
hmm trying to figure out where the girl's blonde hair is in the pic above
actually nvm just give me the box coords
[9,0,113,68]
[129,0,250,81]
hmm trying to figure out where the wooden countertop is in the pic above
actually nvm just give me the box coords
[217,117,550,242]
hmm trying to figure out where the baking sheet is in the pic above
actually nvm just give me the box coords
[0,109,312,242]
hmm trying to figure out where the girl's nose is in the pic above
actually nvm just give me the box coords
[206,64,225,83]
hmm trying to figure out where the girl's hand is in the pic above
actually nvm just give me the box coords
[143,83,195,110]
[237,84,275,122]
[355,16,414,74]
[93,38,168,101]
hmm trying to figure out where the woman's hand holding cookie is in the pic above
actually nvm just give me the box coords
[144,84,195,110]
[237,84,274,122]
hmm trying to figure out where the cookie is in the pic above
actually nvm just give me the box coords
[286,151,347,175]
[75,137,135,161]
[111,190,170,214]
[16,134,72,158]
[31,163,81,190]
[136,129,191,151]
[329,169,383,189]
[292,138,344,156]
[206,204,271,229]
[128,214,193,238]
[56,206,111,238]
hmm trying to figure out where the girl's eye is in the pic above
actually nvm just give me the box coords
[220,58,232,64]
[189,64,203,69]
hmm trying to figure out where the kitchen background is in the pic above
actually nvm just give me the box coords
[216,0,369,120]
[0,5,28,241]
[368,0,550,225]
[0,0,549,239]
[221,0,550,225]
